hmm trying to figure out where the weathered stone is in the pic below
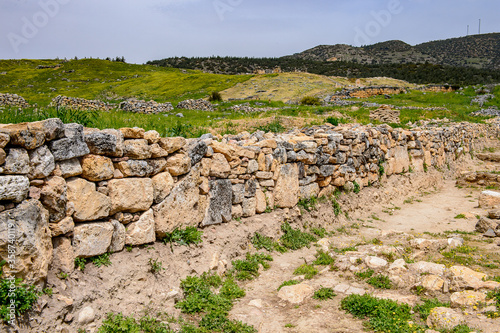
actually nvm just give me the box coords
[274,164,299,208]
[365,256,388,269]
[0,132,9,149]
[115,160,153,178]
[247,159,258,173]
[4,148,30,174]
[448,265,487,290]
[242,197,256,217]
[409,262,446,276]
[488,209,500,219]
[108,178,154,214]
[450,290,486,308]
[201,179,233,226]
[2,123,45,149]
[210,153,231,178]
[28,145,55,179]
[49,216,74,237]
[410,238,447,251]
[78,306,96,325]
[426,307,465,330]
[0,148,5,165]
[447,237,464,248]
[484,228,497,238]
[421,274,445,291]
[123,139,152,159]
[278,284,314,304]
[109,219,125,253]
[120,127,145,139]
[57,158,82,178]
[101,129,124,157]
[48,123,90,161]
[152,171,174,204]
[154,166,206,237]
[479,190,500,208]
[150,143,169,158]
[144,130,160,144]
[67,177,111,222]
[165,153,190,176]
[73,222,114,258]
[299,183,320,199]
[28,118,65,141]
[85,132,119,156]
[40,175,68,222]
[232,205,243,219]
[188,140,208,166]
[255,189,267,214]
[211,141,235,161]
[159,137,186,154]
[244,179,257,198]
[81,155,114,182]
[0,200,52,283]
[232,184,245,204]
[0,175,29,202]
[125,209,156,245]
[475,216,500,233]
[51,236,75,274]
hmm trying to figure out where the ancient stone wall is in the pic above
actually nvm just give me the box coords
[0,93,30,108]
[119,99,174,114]
[332,86,407,100]
[51,95,114,112]
[0,119,496,283]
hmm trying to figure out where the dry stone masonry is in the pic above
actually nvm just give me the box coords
[0,93,30,108]
[176,99,214,111]
[51,95,114,112]
[0,118,496,284]
[119,98,174,114]
[369,105,401,124]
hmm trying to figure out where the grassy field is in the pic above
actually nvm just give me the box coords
[0,59,499,137]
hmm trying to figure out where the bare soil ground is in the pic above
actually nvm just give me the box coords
[8,140,500,333]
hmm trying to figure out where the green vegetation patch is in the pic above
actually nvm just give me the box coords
[293,264,318,280]
[312,287,336,300]
[232,253,273,281]
[162,227,203,250]
[280,222,318,250]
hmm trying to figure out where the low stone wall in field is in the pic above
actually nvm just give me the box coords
[51,95,114,112]
[0,93,30,108]
[0,118,497,283]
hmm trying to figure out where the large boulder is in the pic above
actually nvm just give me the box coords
[154,166,206,237]
[0,200,52,283]
[479,190,500,208]
[66,177,111,222]
[201,179,232,227]
[108,178,154,214]
[0,175,29,203]
[475,216,500,233]
[72,222,114,258]
[274,163,299,208]
[1,123,45,150]
[123,139,152,159]
[125,209,156,245]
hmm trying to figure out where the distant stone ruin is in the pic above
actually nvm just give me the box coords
[369,105,401,124]
[0,93,30,108]
[176,99,214,111]
[119,98,174,114]
[51,95,114,112]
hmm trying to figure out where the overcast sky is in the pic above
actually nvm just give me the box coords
[0,0,498,64]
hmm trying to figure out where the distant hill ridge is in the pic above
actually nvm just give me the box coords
[287,33,500,69]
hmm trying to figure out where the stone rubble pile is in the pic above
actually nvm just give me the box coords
[119,98,174,114]
[471,94,495,107]
[0,93,30,108]
[330,86,407,100]
[51,95,114,112]
[369,105,401,124]
[471,106,500,117]
[0,118,495,283]
[176,99,214,112]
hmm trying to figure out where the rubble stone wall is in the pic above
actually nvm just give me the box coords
[0,93,30,108]
[0,118,496,283]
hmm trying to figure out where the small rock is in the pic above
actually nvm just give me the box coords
[364,256,388,269]
[484,229,497,238]
[78,306,95,325]
[176,113,184,118]
[249,299,263,308]
[426,307,465,330]
[450,291,486,308]
[277,283,314,304]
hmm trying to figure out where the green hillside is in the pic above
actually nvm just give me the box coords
[0,59,252,106]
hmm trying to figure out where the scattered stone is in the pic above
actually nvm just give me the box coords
[476,216,500,233]
[364,256,388,269]
[426,307,465,330]
[77,306,96,325]
[450,291,486,308]
[277,283,314,304]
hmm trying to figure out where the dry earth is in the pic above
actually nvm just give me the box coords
[6,140,500,333]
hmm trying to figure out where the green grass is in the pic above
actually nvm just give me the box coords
[90,253,112,268]
[312,287,336,300]
[0,275,38,323]
[162,227,203,249]
[354,269,375,280]
[367,275,392,289]
[251,232,287,253]
[313,250,335,266]
[332,246,358,254]
[293,264,318,280]
[232,253,273,281]
[413,298,450,321]
[277,280,300,291]
[279,222,318,250]
[297,196,319,212]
